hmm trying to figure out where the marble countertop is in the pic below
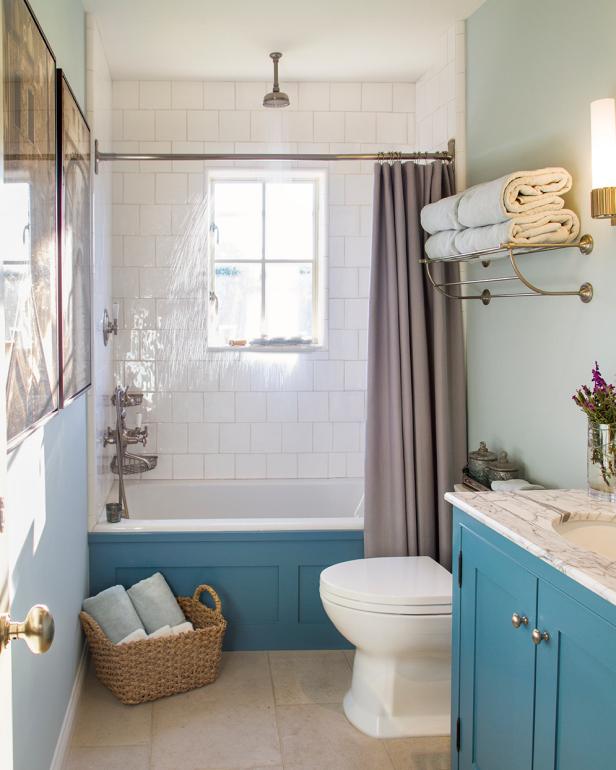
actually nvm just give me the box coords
[445,489,616,606]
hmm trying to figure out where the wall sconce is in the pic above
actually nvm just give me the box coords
[591,97,616,225]
[102,303,119,346]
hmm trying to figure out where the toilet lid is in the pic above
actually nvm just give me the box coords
[320,556,452,608]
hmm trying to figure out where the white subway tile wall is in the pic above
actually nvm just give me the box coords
[111,78,417,479]
[86,14,115,526]
[415,22,466,190]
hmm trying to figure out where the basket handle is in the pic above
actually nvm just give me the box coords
[192,584,222,614]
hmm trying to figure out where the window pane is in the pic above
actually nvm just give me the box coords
[265,263,313,339]
[213,182,262,260]
[265,182,314,261]
[212,262,261,344]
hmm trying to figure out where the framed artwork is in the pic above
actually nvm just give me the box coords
[2,0,59,448]
[57,70,91,405]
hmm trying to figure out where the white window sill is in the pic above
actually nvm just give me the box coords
[206,344,326,354]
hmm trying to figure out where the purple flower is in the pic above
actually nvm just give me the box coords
[572,363,616,424]
[592,361,608,392]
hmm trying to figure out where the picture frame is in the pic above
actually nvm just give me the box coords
[2,0,59,449]
[57,69,91,406]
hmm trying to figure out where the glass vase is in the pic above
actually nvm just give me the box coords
[587,422,616,501]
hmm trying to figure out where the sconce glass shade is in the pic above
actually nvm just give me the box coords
[590,98,616,223]
[591,98,616,188]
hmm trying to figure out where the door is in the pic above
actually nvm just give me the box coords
[458,528,537,770]
[0,10,12,764]
[533,581,616,769]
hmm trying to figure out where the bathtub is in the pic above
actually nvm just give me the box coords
[95,478,365,532]
[89,478,365,649]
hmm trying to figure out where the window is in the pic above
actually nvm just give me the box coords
[208,170,325,349]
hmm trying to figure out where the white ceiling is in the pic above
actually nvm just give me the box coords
[83,0,486,82]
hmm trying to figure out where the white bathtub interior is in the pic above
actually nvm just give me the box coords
[97,478,364,532]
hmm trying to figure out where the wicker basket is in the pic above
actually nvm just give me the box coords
[80,584,227,704]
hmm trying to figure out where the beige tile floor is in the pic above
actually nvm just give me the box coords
[65,650,450,770]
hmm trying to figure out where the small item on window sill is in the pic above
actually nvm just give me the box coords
[228,339,247,347]
[249,336,313,347]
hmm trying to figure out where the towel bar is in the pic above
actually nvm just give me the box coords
[422,235,594,305]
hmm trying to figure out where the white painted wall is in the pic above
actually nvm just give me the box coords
[86,14,114,526]
[110,79,416,481]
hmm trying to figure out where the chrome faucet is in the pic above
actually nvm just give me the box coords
[104,385,157,520]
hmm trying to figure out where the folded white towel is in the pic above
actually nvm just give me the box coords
[491,479,545,491]
[148,624,173,639]
[425,209,580,260]
[171,621,194,635]
[458,168,572,228]
[455,209,580,254]
[117,628,148,645]
[421,168,573,236]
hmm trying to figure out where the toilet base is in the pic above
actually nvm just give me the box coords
[343,649,451,739]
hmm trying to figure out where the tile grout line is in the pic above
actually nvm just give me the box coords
[267,651,287,769]
[147,700,155,770]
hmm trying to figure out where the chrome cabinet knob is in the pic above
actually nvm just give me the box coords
[531,628,550,645]
[0,605,55,655]
[511,612,529,629]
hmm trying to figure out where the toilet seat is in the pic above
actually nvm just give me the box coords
[320,556,452,616]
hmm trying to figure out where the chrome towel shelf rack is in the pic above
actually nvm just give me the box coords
[420,234,594,305]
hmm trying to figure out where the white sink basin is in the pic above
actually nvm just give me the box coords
[553,519,616,560]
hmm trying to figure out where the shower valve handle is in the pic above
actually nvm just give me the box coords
[124,426,148,446]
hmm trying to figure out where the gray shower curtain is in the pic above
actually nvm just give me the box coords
[364,161,466,570]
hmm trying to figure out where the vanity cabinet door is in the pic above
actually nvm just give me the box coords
[458,528,537,770]
[533,581,616,770]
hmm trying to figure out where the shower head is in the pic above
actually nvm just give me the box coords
[263,52,290,109]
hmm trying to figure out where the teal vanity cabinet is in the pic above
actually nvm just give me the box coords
[452,507,616,770]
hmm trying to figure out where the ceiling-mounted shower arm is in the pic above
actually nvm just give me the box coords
[271,52,281,93]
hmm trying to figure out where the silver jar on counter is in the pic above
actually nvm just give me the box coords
[487,451,520,483]
[467,442,498,484]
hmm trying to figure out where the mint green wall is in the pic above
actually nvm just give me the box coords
[7,2,88,769]
[465,0,616,487]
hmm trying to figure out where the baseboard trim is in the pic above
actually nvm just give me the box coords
[49,643,88,770]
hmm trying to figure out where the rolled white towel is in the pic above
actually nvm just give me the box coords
[451,209,580,255]
[171,621,194,635]
[491,479,545,491]
[420,168,573,237]
[82,585,144,644]
[116,628,147,645]
[424,230,460,260]
[420,191,465,235]
[458,168,572,228]
[127,572,186,634]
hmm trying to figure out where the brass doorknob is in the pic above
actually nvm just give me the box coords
[0,605,55,655]
[511,612,529,629]
[531,628,550,645]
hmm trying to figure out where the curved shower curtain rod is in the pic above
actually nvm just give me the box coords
[93,138,455,173]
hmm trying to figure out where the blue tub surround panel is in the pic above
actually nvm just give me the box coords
[88,530,364,650]
[448,490,616,770]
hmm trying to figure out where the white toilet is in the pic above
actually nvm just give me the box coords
[320,556,452,739]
